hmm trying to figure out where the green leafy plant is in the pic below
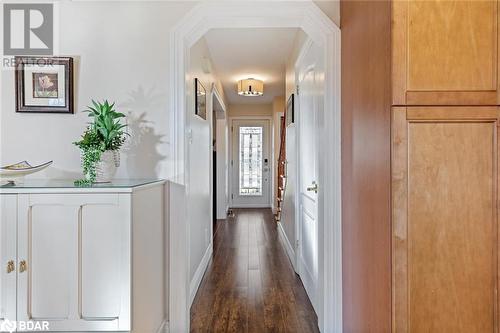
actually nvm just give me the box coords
[74,100,127,186]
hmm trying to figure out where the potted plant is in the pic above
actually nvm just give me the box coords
[74,100,127,185]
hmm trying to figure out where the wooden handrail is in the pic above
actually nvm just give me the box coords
[275,115,287,222]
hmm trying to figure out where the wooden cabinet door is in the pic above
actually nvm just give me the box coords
[0,195,17,325]
[392,0,500,106]
[392,106,499,332]
[16,194,130,332]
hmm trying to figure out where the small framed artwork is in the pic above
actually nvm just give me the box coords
[195,78,207,120]
[286,93,294,126]
[15,56,74,113]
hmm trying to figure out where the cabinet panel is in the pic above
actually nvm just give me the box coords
[392,107,498,332]
[30,205,78,320]
[392,0,499,105]
[81,204,123,319]
[0,195,17,323]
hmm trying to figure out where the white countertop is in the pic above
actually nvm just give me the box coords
[0,179,166,194]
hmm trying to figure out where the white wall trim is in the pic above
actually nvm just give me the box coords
[277,221,297,271]
[169,2,342,332]
[189,243,213,307]
[295,37,315,70]
[156,319,169,333]
[211,84,227,116]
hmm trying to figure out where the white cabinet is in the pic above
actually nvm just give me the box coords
[0,180,166,332]
[0,195,17,327]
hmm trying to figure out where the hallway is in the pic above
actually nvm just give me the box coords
[190,209,319,332]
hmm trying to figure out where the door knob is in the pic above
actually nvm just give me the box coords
[19,260,27,273]
[6,260,14,274]
[307,181,318,193]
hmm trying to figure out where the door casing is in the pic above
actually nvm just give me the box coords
[168,3,342,332]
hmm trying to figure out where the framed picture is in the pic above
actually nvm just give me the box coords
[195,78,207,120]
[15,56,74,113]
[286,93,294,126]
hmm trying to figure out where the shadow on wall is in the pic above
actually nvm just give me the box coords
[120,86,167,178]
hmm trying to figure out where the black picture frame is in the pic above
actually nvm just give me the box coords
[15,56,74,114]
[195,78,207,120]
[286,93,294,126]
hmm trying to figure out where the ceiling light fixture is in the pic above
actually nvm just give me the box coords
[237,78,264,97]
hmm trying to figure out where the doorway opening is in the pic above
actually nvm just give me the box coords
[211,85,227,237]
[168,2,341,332]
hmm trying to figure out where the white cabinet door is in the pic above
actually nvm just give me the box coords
[0,195,17,325]
[17,194,130,332]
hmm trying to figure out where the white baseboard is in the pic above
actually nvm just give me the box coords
[277,222,296,271]
[189,243,213,306]
[156,319,169,333]
[216,204,229,220]
[298,255,318,313]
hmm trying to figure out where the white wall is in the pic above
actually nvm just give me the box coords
[228,103,273,117]
[281,29,307,251]
[0,1,196,180]
[186,37,225,303]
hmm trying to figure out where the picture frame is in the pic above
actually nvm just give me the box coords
[15,56,74,114]
[286,93,294,126]
[195,78,207,120]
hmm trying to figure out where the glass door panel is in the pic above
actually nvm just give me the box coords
[239,126,263,196]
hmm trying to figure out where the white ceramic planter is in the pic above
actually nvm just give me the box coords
[91,150,120,183]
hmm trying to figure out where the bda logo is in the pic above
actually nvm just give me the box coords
[3,3,53,55]
[0,319,16,333]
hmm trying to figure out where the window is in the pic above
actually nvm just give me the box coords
[239,126,263,196]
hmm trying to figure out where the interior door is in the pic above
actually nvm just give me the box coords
[0,195,17,325]
[296,41,323,312]
[231,119,271,208]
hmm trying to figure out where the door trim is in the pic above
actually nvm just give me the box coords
[228,117,273,209]
[168,3,341,332]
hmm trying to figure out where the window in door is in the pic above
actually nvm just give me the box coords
[239,126,263,196]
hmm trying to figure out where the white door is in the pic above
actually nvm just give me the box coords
[0,195,17,326]
[296,41,323,312]
[231,119,271,208]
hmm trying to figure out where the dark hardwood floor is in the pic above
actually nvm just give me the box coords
[190,208,319,333]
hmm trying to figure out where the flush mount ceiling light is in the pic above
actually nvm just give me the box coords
[237,78,264,97]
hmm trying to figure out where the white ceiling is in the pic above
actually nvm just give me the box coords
[204,27,300,105]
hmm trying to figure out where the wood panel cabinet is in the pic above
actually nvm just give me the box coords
[392,106,499,332]
[0,181,166,332]
[392,0,500,106]
[343,0,500,331]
